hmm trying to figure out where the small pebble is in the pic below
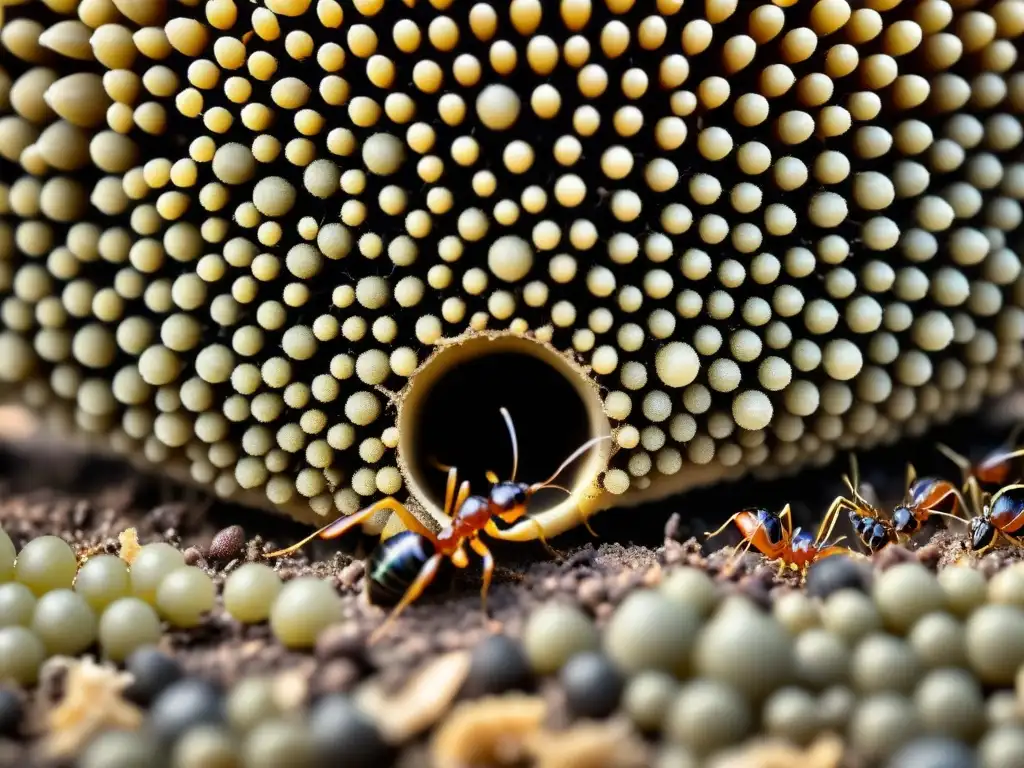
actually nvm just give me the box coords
[183,547,205,566]
[772,590,820,634]
[623,670,678,733]
[0,582,36,627]
[763,686,820,746]
[560,651,624,720]
[822,589,883,644]
[987,691,1020,729]
[226,677,281,732]
[521,601,599,676]
[172,725,240,768]
[909,612,967,669]
[806,554,871,597]
[664,679,751,755]
[0,688,23,736]
[852,634,921,694]
[30,589,97,655]
[224,563,282,624]
[818,686,855,732]
[242,718,316,768]
[979,726,1024,768]
[309,694,394,768]
[794,629,849,689]
[460,634,534,698]
[150,678,226,743]
[938,567,987,619]
[130,543,187,605]
[659,567,718,616]
[0,626,45,686]
[15,535,77,596]
[0,529,15,582]
[80,729,164,768]
[604,589,700,676]
[653,746,699,768]
[75,554,131,613]
[209,526,246,561]
[850,693,921,762]
[988,565,1024,608]
[694,598,794,699]
[967,605,1024,685]
[873,563,946,634]
[125,647,184,705]
[156,566,216,628]
[914,668,985,742]
[269,577,342,649]
[98,597,163,663]
[886,737,978,768]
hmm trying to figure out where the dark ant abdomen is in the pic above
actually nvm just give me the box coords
[366,531,452,607]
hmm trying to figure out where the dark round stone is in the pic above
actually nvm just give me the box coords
[124,646,184,706]
[149,679,225,743]
[561,651,624,720]
[459,634,534,699]
[886,737,978,768]
[0,688,23,736]
[805,555,871,599]
[309,694,395,768]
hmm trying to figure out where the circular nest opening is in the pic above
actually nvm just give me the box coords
[398,334,610,527]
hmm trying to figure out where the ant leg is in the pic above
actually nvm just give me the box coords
[367,553,444,645]
[265,498,438,558]
[443,467,459,518]
[814,502,843,547]
[469,537,495,619]
[485,518,564,561]
[704,512,746,540]
[453,480,471,516]
[780,503,794,541]
[905,464,917,496]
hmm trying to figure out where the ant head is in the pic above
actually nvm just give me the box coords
[891,505,916,535]
[753,508,785,546]
[969,516,996,552]
[854,518,891,552]
[489,481,530,524]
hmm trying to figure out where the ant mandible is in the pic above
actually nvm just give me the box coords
[938,423,1024,490]
[265,407,611,644]
[705,503,851,580]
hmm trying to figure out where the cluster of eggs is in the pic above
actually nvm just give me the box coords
[1,0,1024,528]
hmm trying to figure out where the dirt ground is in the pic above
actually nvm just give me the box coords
[1,404,1024,767]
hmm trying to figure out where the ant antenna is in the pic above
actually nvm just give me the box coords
[937,443,971,477]
[499,407,519,482]
[531,434,612,492]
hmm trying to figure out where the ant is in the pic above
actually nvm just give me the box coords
[890,464,966,538]
[958,473,1024,554]
[938,424,1024,490]
[265,407,611,644]
[827,455,964,553]
[705,503,851,580]
[824,455,898,553]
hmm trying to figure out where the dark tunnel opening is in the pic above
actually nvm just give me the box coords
[404,350,595,518]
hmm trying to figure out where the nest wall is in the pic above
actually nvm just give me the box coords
[1,0,1024,535]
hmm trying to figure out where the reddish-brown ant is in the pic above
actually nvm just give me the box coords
[890,464,966,538]
[265,407,610,643]
[938,424,1024,489]
[828,456,963,553]
[958,474,1024,554]
[705,503,851,579]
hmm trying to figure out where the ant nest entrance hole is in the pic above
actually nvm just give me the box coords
[397,334,611,532]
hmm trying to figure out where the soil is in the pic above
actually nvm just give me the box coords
[1,402,1024,767]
